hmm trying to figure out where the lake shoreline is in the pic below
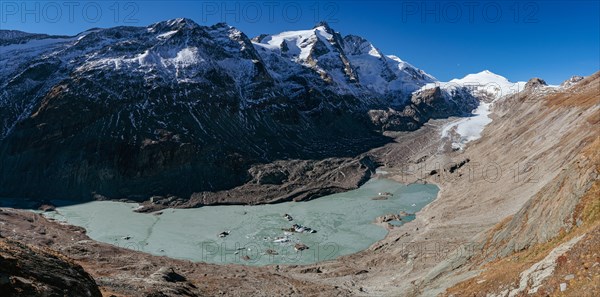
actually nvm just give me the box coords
[37,178,439,266]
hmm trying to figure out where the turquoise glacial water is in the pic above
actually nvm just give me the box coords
[41,178,438,266]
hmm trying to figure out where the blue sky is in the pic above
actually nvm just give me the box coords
[1,0,598,84]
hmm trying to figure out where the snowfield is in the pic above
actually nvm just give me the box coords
[441,101,493,150]
[435,70,526,149]
[421,70,527,101]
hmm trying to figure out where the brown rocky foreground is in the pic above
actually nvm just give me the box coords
[0,72,598,296]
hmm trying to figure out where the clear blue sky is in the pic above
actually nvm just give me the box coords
[1,0,598,84]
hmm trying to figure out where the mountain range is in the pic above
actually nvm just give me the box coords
[0,18,523,202]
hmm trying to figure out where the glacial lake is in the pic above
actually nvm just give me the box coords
[38,178,438,266]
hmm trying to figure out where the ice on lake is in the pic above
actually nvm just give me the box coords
[42,178,438,266]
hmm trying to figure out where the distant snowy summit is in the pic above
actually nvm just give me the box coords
[449,70,527,101]
[419,70,526,103]
[437,71,567,150]
[421,69,569,105]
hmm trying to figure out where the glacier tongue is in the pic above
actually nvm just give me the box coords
[433,70,527,150]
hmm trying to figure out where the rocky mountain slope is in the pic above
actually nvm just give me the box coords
[297,71,598,296]
[0,18,478,202]
[437,72,599,296]
[0,236,101,297]
[0,73,596,296]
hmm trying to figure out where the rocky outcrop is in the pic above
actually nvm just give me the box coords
[136,156,378,211]
[0,238,101,297]
[150,267,187,283]
[560,75,585,88]
[524,77,548,90]
[369,86,478,131]
[375,212,412,224]
[420,73,600,296]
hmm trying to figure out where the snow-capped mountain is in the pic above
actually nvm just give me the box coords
[420,70,526,103]
[252,22,436,104]
[433,71,565,150]
[0,18,478,201]
[428,70,524,150]
[448,70,526,101]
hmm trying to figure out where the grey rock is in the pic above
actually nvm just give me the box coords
[524,78,547,90]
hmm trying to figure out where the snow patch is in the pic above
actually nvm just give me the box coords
[441,102,493,150]
[174,47,201,65]
[255,26,335,63]
[0,36,75,55]
[157,30,178,39]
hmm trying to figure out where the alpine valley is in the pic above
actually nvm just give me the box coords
[0,18,598,297]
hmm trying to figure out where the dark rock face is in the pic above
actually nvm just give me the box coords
[368,87,478,131]
[0,87,386,200]
[0,239,102,297]
[560,75,585,88]
[0,19,477,203]
[135,156,378,211]
[150,267,187,283]
[524,77,548,90]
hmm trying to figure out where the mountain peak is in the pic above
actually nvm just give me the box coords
[149,18,200,32]
[560,75,585,88]
[445,70,524,101]
[168,17,198,26]
[475,70,504,77]
[314,21,332,30]
[456,70,510,83]
[251,33,269,43]
[212,22,231,29]
[524,77,547,90]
